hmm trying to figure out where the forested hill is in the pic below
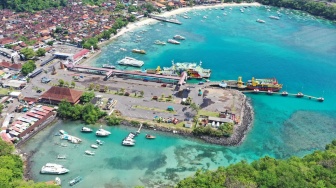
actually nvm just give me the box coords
[0,0,67,12]
[177,140,336,188]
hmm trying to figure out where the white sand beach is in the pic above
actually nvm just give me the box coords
[110,2,261,40]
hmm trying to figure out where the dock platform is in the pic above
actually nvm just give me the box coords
[242,90,324,102]
[149,14,182,25]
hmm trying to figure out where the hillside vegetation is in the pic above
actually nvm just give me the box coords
[0,0,67,12]
[177,140,336,187]
[0,140,59,188]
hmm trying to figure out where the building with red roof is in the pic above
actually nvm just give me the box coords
[40,86,83,104]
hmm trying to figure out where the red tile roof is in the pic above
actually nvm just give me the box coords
[40,86,83,104]
[73,49,90,61]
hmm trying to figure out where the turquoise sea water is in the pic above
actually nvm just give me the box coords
[22,6,336,187]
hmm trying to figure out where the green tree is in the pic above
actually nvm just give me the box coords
[80,91,95,103]
[36,48,46,56]
[58,79,65,87]
[21,60,36,75]
[106,115,121,126]
[20,48,35,59]
[71,81,76,88]
[88,83,95,91]
[47,41,54,46]
[139,90,144,97]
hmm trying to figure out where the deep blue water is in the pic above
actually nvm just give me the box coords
[23,6,336,187]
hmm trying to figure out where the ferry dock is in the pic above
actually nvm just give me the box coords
[149,14,182,25]
[242,90,324,102]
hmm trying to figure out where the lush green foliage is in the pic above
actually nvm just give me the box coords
[1,0,67,12]
[21,60,36,75]
[0,140,58,188]
[193,123,234,137]
[57,100,107,124]
[177,139,336,187]
[80,91,95,103]
[20,48,35,60]
[36,48,46,57]
[253,0,336,20]
[106,115,122,126]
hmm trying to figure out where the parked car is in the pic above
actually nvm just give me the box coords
[36,90,42,93]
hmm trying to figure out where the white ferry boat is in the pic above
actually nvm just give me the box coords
[102,64,116,69]
[117,57,144,67]
[163,61,211,79]
[96,128,111,137]
[173,35,185,40]
[167,39,180,44]
[40,163,69,174]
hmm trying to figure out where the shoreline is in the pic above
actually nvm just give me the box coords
[86,2,261,65]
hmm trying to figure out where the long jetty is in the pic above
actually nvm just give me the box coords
[149,14,182,25]
[242,90,324,102]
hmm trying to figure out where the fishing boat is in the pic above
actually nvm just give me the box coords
[40,163,69,174]
[246,77,282,92]
[68,135,82,144]
[256,19,266,23]
[173,35,185,40]
[122,140,135,146]
[281,91,288,96]
[117,56,144,67]
[96,139,104,145]
[317,97,324,102]
[102,64,116,69]
[57,154,66,159]
[81,127,92,133]
[132,49,146,54]
[85,150,95,155]
[167,39,180,44]
[96,126,111,137]
[296,92,304,98]
[91,144,99,149]
[266,90,273,95]
[69,176,82,186]
[269,15,280,20]
[145,134,156,139]
[154,40,166,45]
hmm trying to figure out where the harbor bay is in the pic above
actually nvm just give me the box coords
[21,5,336,187]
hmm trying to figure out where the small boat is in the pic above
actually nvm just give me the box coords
[81,127,92,133]
[253,89,259,93]
[173,35,185,40]
[146,134,156,139]
[281,91,288,96]
[96,139,104,145]
[296,92,304,98]
[256,19,266,23]
[102,64,116,69]
[269,15,280,20]
[68,136,82,144]
[120,48,127,51]
[69,176,82,186]
[132,49,146,54]
[91,144,99,149]
[57,154,66,159]
[167,39,180,44]
[124,137,136,143]
[40,163,69,174]
[128,132,136,139]
[96,128,111,137]
[85,150,95,155]
[198,81,204,85]
[154,40,166,45]
[317,97,324,102]
[59,130,68,135]
[122,140,135,146]
[266,90,273,95]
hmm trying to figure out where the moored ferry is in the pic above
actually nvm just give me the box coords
[162,60,211,79]
[246,77,282,92]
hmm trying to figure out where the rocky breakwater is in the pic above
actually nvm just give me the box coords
[197,96,254,146]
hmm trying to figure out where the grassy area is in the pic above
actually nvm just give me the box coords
[132,105,176,114]
[0,88,11,95]
[198,110,219,117]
